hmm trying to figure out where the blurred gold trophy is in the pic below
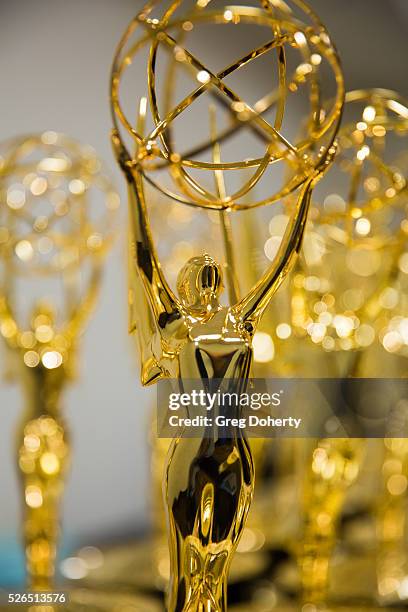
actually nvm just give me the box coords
[286,89,408,607]
[376,437,408,607]
[0,133,119,591]
[111,1,343,609]
[291,89,408,357]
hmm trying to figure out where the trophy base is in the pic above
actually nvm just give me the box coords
[60,537,407,611]
[67,535,269,587]
[229,548,405,611]
[231,604,392,612]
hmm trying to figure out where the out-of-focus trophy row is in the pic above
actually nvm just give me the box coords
[0,1,407,610]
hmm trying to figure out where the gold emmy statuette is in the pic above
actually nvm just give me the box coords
[0,133,119,592]
[291,89,408,357]
[290,90,408,608]
[111,1,343,609]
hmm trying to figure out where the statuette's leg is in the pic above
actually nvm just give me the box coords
[165,434,254,611]
[298,438,362,606]
[18,413,69,590]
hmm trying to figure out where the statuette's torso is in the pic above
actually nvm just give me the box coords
[158,307,253,381]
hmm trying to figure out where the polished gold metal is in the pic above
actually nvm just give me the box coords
[376,438,408,606]
[298,438,363,606]
[374,147,408,359]
[114,125,331,612]
[376,438,408,605]
[280,90,408,608]
[290,89,408,353]
[111,2,343,609]
[111,0,344,211]
[0,133,119,590]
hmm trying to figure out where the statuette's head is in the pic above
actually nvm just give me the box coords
[111,0,344,211]
[0,133,119,353]
[177,254,223,312]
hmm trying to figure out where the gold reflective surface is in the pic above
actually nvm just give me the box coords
[111,1,344,609]
[0,133,119,592]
